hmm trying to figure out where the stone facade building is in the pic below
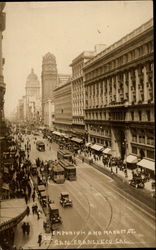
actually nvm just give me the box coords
[70,51,96,140]
[53,80,72,135]
[83,19,154,162]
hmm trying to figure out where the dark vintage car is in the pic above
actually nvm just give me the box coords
[129,177,145,189]
[60,192,73,207]
[49,204,62,227]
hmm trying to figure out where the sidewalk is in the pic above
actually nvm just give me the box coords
[14,193,52,249]
[77,152,155,194]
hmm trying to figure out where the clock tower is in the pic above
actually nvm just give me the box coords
[41,52,58,126]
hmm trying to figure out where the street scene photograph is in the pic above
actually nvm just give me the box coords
[0,1,155,249]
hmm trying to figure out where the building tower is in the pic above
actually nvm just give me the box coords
[41,52,58,127]
[25,68,41,123]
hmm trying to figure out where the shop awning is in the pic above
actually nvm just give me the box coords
[137,159,155,171]
[126,155,138,164]
[103,148,112,155]
[85,142,92,147]
[71,137,83,143]
[90,144,104,151]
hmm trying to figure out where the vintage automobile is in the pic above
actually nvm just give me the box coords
[60,192,73,207]
[49,204,62,226]
[129,177,145,189]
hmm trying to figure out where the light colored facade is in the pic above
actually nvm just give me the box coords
[83,19,154,161]
[53,81,72,134]
[25,68,41,124]
[70,50,97,139]
[41,52,58,128]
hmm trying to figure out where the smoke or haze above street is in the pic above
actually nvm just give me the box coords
[3,1,153,117]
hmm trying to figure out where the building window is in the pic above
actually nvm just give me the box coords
[132,146,137,154]
[146,110,151,121]
[139,135,145,144]
[138,111,142,121]
[147,136,154,145]
[131,111,134,121]
[147,150,154,159]
[132,133,137,142]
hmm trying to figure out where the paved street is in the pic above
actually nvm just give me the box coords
[18,134,156,249]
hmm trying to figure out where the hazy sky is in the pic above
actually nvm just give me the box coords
[3,1,153,117]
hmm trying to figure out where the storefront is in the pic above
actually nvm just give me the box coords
[137,158,155,178]
[90,144,104,155]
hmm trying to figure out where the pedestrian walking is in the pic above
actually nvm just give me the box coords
[32,204,35,214]
[25,222,30,236]
[21,222,26,236]
[26,205,30,216]
[37,210,40,220]
[24,194,28,204]
[34,203,38,214]
[32,191,35,202]
[38,233,42,247]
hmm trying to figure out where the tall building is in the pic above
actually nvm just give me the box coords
[53,80,72,134]
[70,49,99,140]
[83,19,154,164]
[41,52,58,128]
[25,68,41,124]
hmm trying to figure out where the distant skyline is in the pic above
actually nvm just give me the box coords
[3,1,153,117]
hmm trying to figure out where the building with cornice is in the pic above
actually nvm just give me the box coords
[70,47,104,140]
[84,19,154,166]
[25,68,41,124]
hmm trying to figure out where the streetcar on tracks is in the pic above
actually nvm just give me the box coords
[57,149,73,162]
[58,159,76,181]
[50,163,65,184]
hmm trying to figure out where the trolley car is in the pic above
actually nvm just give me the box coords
[58,160,76,181]
[50,163,65,184]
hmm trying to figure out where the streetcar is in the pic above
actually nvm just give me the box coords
[36,141,45,152]
[57,149,73,162]
[58,159,76,181]
[50,163,65,184]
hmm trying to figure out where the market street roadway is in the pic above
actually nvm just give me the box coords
[23,134,156,248]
